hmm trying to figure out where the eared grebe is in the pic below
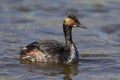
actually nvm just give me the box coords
[20,13,86,64]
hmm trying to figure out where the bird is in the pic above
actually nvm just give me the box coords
[20,13,86,64]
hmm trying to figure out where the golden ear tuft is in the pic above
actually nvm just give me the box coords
[65,12,80,24]
[63,17,77,26]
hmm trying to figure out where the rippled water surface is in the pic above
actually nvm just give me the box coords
[0,0,120,80]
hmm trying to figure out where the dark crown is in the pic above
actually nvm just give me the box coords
[66,13,80,24]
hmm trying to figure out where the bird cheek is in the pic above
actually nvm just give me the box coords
[64,22,70,27]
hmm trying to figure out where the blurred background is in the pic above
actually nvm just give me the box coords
[0,0,120,80]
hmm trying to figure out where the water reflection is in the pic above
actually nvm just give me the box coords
[20,60,79,80]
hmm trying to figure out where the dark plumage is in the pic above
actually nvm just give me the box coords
[20,40,70,63]
[20,13,87,64]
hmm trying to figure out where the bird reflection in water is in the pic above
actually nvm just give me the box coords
[20,60,79,80]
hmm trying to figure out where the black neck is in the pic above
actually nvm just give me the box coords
[63,25,73,48]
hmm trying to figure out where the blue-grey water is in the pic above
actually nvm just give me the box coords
[0,0,120,80]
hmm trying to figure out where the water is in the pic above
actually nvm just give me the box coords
[0,0,120,80]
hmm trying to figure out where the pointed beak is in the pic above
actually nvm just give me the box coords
[78,24,87,29]
[74,24,87,29]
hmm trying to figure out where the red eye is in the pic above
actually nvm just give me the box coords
[71,20,77,25]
